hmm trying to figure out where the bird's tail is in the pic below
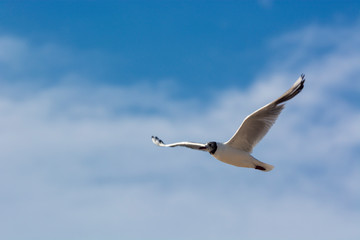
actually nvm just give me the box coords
[254,160,274,172]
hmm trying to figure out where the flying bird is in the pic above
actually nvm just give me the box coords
[152,74,305,171]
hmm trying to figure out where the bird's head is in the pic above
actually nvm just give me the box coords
[205,141,217,155]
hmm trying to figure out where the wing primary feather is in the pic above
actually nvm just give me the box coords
[274,74,305,105]
[152,136,166,146]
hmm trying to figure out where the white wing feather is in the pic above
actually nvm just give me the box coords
[151,136,207,151]
[225,75,305,152]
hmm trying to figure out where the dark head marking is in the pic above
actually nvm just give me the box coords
[207,142,217,155]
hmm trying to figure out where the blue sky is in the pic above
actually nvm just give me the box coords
[1,1,360,240]
[1,1,359,93]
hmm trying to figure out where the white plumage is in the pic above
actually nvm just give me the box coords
[152,74,305,172]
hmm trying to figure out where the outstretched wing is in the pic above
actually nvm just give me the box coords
[152,136,208,151]
[225,74,305,153]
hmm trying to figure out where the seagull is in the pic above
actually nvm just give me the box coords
[152,74,305,171]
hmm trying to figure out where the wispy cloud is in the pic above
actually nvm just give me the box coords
[1,19,360,240]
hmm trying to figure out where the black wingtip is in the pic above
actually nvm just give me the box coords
[152,136,164,145]
[274,74,306,105]
[299,74,305,91]
[298,74,305,90]
[300,73,305,84]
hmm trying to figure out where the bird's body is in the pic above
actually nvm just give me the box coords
[213,142,274,171]
[152,74,305,172]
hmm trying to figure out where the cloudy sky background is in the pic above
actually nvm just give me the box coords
[1,1,360,240]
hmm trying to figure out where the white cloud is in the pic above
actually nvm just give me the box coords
[1,20,360,240]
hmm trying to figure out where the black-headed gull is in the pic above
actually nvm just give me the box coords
[152,75,305,171]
